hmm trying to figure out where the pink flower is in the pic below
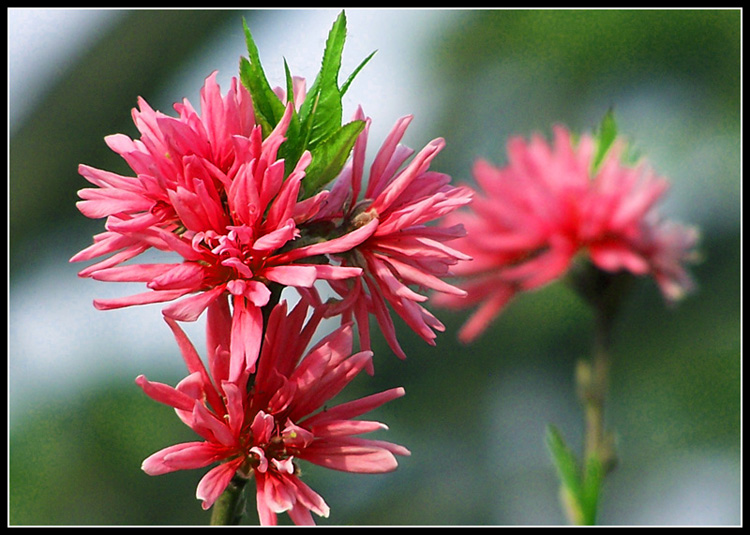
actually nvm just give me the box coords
[299,108,473,360]
[71,73,368,373]
[436,126,699,343]
[137,299,409,525]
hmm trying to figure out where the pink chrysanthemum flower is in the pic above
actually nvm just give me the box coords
[137,299,409,525]
[71,74,369,373]
[298,108,473,359]
[436,125,699,343]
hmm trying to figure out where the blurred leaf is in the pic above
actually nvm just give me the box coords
[592,108,617,171]
[546,424,582,499]
[580,454,604,525]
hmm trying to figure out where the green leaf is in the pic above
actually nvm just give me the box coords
[341,50,377,96]
[579,454,605,525]
[546,425,583,500]
[299,11,348,151]
[303,120,366,195]
[239,11,374,198]
[592,108,618,172]
[240,18,286,137]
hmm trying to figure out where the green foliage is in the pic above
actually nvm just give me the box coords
[240,10,373,197]
[546,425,604,525]
[592,109,618,172]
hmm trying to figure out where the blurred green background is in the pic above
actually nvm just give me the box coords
[9,8,740,526]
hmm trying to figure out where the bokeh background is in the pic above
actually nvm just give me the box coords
[9,8,741,526]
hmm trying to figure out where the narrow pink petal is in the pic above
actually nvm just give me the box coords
[263,265,318,288]
[90,263,174,283]
[191,401,236,447]
[366,115,413,199]
[93,288,190,310]
[141,442,208,475]
[309,264,363,281]
[147,262,206,291]
[206,296,233,385]
[230,297,263,380]
[253,219,298,251]
[300,443,400,474]
[76,189,153,219]
[162,285,225,322]
[254,473,279,526]
[196,457,244,510]
[274,218,378,263]
[287,477,330,521]
[221,381,245,437]
[302,387,405,426]
[376,253,467,296]
[457,286,516,343]
[161,441,230,471]
[589,241,650,275]
[135,375,196,411]
[371,138,445,215]
[308,419,387,437]
[287,503,317,526]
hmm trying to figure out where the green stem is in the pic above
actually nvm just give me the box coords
[562,264,627,525]
[582,308,613,470]
[209,475,249,526]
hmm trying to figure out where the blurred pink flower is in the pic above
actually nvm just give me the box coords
[137,299,409,525]
[436,126,699,343]
[71,73,368,372]
[302,108,473,360]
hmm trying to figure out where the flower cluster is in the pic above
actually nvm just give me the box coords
[72,12,470,525]
[435,123,699,343]
[138,300,409,525]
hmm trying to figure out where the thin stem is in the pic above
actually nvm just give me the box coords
[564,263,627,525]
[209,475,249,526]
[582,309,612,467]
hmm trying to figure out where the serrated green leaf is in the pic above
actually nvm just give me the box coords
[240,18,286,137]
[278,59,305,174]
[341,50,377,96]
[303,120,366,196]
[592,109,618,172]
[299,11,347,151]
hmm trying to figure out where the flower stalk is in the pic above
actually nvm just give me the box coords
[210,475,248,526]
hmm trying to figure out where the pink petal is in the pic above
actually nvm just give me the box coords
[141,441,207,475]
[263,265,318,288]
[302,387,405,426]
[135,374,196,411]
[274,218,378,264]
[300,443,400,474]
[93,288,190,310]
[196,457,244,510]
[90,263,174,283]
[230,297,263,380]
[162,285,226,322]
